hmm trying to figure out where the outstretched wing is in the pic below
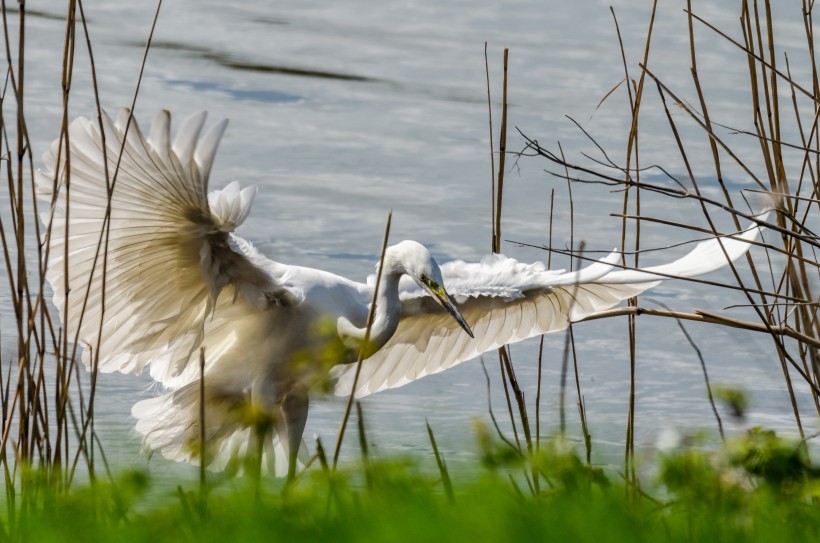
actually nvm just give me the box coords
[38,109,290,388]
[333,220,766,398]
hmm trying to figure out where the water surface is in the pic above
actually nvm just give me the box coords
[7,0,816,478]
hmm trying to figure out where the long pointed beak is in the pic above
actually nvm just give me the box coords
[428,284,474,338]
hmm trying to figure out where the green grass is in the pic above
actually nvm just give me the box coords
[7,428,820,543]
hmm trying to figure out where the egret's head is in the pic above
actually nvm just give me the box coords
[387,240,474,338]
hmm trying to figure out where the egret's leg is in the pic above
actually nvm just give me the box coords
[274,391,309,481]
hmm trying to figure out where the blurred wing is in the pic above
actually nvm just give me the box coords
[38,109,291,387]
[333,219,766,398]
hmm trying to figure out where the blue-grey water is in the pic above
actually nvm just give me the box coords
[6,1,817,480]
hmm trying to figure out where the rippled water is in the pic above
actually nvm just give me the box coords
[7,1,817,478]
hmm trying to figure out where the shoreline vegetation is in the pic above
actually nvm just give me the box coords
[0,0,818,541]
[14,429,820,542]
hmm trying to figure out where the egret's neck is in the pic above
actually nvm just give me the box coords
[366,270,403,352]
[336,261,406,358]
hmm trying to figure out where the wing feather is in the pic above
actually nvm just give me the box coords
[38,109,287,388]
[333,219,766,398]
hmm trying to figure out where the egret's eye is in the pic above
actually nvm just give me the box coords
[419,274,437,289]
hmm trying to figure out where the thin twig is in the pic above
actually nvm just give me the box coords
[332,213,392,469]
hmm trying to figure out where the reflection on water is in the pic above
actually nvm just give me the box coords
[164,79,301,103]
[146,40,377,81]
[5,0,814,479]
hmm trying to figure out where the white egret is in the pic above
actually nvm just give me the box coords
[39,109,765,478]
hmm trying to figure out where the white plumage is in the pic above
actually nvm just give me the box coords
[38,109,766,478]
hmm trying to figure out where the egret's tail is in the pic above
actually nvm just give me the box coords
[132,382,306,477]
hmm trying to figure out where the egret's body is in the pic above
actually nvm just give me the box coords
[39,109,765,477]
